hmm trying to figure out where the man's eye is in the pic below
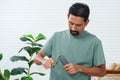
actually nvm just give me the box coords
[69,22,74,25]
[76,24,82,27]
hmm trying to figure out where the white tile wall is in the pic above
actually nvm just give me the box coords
[0,0,120,80]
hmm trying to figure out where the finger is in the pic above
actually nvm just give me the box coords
[64,64,70,68]
[48,60,52,68]
[43,60,51,69]
[48,64,51,68]
[45,63,51,69]
[44,58,55,69]
[43,63,49,69]
[50,58,55,63]
[66,66,76,74]
[67,69,74,74]
[50,58,56,67]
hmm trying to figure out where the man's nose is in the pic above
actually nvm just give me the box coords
[71,25,76,30]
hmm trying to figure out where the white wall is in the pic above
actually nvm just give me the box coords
[0,0,120,80]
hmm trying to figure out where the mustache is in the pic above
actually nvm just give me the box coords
[70,30,79,36]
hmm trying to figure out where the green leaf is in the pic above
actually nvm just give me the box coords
[21,46,40,56]
[20,37,33,43]
[10,56,29,62]
[0,73,5,80]
[35,33,45,42]
[21,76,33,80]
[0,73,2,79]
[21,76,27,80]
[28,60,34,68]
[30,72,45,76]
[18,48,24,53]
[26,76,33,80]
[22,46,35,56]
[0,53,3,61]
[14,79,19,80]
[30,42,43,47]
[11,67,27,75]
[4,69,11,80]
[25,34,34,41]
[32,47,41,54]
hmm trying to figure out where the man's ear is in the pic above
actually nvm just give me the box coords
[85,19,89,26]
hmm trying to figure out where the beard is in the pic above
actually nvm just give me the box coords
[70,30,79,36]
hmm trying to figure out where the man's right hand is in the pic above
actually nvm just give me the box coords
[41,58,55,69]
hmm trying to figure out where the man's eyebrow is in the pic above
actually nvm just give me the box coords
[69,21,82,25]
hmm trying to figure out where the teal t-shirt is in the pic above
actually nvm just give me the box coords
[42,30,106,80]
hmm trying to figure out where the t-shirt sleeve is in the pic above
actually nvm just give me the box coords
[93,40,106,66]
[41,33,56,58]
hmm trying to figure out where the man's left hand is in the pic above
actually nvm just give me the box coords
[64,63,82,74]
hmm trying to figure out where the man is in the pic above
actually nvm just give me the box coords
[34,2,106,80]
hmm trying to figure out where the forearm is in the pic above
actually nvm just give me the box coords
[80,65,106,77]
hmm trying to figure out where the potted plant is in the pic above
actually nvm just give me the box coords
[10,33,46,80]
[0,53,11,80]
